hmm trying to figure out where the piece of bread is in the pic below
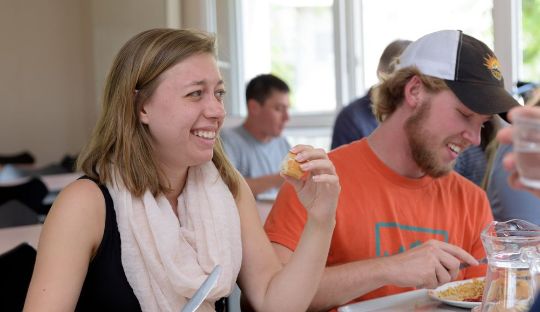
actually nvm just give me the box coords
[280,152,304,179]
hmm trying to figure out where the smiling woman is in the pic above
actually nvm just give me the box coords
[138,53,227,171]
[23,28,341,312]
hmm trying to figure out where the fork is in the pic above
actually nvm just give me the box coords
[181,265,222,312]
[459,257,488,270]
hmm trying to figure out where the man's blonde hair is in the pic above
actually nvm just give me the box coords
[371,66,449,122]
[77,28,240,197]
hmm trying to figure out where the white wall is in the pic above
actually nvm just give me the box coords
[90,0,168,112]
[0,0,95,166]
[0,0,170,166]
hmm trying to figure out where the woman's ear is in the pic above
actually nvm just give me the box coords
[139,105,149,125]
[404,75,422,108]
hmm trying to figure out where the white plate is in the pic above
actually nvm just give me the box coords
[428,278,484,309]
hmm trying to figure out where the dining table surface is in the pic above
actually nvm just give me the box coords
[338,289,475,312]
[40,172,81,192]
[0,199,272,255]
[0,224,42,254]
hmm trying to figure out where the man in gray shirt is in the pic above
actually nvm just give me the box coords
[220,74,291,199]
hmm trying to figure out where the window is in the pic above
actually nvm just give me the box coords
[521,0,540,83]
[361,0,494,88]
[241,0,336,115]
[216,0,514,149]
[237,0,495,116]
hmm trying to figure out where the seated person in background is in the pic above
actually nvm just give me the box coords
[264,30,519,311]
[485,89,540,224]
[454,118,498,186]
[24,28,341,311]
[330,39,411,149]
[221,74,291,199]
[496,104,540,312]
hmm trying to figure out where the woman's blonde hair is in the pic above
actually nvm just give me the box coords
[371,66,449,122]
[77,28,240,197]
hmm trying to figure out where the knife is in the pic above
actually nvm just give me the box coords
[181,265,222,312]
[459,257,487,270]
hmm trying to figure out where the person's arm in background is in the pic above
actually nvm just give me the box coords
[244,175,283,197]
[498,106,540,198]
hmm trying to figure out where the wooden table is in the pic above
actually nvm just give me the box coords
[0,224,42,253]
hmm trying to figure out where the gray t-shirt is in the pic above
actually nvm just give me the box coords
[220,125,290,199]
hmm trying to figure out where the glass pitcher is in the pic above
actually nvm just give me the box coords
[478,219,540,312]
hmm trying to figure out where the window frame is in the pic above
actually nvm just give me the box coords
[214,0,520,131]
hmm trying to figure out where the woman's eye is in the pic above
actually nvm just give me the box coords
[215,90,226,100]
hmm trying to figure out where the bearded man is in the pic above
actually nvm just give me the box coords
[262,30,519,312]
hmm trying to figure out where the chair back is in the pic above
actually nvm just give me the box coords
[0,178,48,216]
[0,243,37,311]
[0,151,35,165]
[0,200,40,228]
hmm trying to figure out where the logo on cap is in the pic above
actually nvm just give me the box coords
[483,54,502,81]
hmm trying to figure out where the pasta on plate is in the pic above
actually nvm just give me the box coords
[436,278,484,302]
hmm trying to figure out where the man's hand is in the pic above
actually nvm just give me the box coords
[380,240,479,289]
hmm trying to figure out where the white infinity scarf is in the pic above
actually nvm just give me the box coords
[107,162,242,311]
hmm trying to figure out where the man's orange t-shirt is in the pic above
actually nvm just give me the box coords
[264,139,492,309]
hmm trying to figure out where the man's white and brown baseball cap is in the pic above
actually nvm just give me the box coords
[396,30,520,118]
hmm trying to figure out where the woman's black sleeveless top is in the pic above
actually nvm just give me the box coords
[75,176,227,311]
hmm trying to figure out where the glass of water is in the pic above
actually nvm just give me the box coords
[513,112,540,189]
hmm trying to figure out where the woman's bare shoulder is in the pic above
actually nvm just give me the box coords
[42,178,107,250]
[52,178,105,215]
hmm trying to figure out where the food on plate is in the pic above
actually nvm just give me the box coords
[437,278,485,302]
[280,152,304,179]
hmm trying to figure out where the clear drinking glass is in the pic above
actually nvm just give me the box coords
[513,112,540,189]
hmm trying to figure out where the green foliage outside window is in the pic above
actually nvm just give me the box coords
[522,0,540,82]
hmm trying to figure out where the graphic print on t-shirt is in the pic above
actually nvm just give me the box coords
[375,222,449,257]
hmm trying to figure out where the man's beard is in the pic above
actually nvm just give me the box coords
[404,99,454,178]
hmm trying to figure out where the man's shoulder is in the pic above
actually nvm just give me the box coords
[221,125,242,138]
[221,126,248,145]
[328,140,373,175]
[329,139,367,158]
[270,135,290,147]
